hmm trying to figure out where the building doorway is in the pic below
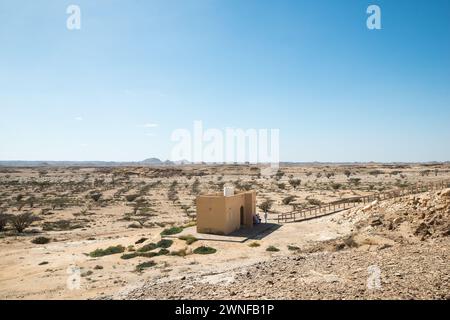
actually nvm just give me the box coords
[240,206,244,226]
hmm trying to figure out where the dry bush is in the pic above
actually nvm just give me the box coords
[288,179,301,189]
[89,192,102,202]
[282,196,296,205]
[307,198,322,206]
[10,212,38,233]
[0,213,11,231]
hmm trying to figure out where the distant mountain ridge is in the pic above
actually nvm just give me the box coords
[0,159,447,167]
[0,158,184,167]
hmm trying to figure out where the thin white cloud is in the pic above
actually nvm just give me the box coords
[145,133,157,137]
[139,123,159,128]
[75,116,83,121]
[80,143,88,147]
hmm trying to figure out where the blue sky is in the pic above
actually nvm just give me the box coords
[1,0,449,162]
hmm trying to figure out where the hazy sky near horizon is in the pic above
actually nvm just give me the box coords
[1,0,449,162]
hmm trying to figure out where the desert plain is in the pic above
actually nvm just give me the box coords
[0,163,449,300]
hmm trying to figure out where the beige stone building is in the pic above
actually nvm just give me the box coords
[196,188,256,235]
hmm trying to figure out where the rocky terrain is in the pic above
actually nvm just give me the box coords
[123,239,449,300]
[119,189,450,300]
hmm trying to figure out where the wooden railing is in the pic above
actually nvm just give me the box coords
[276,180,450,224]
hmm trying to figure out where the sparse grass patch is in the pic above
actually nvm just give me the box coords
[157,248,170,256]
[42,219,83,231]
[266,245,280,252]
[135,237,148,244]
[182,221,197,228]
[136,261,156,272]
[193,246,217,255]
[157,239,174,249]
[121,252,139,260]
[137,243,158,253]
[288,245,300,251]
[160,226,183,236]
[179,235,198,245]
[31,237,51,245]
[248,242,261,248]
[89,245,125,258]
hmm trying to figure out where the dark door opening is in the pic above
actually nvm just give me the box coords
[240,206,244,226]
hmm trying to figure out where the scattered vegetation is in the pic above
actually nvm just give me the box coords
[160,226,183,236]
[156,239,173,249]
[0,213,11,231]
[266,245,280,252]
[31,237,51,244]
[179,235,198,245]
[258,200,273,214]
[89,245,125,258]
[10,212,38,233]
[193,246,217,255]
[282,196,296,205]
[136,261,156,272]
[288,179,301,189]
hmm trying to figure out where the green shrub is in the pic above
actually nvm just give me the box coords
[139,252,158,258]
[160,226,183,236]
[287,245,300,251]
[136,261,156,272]
[121,252,139,260]
[89,245,125,257]
[137,243,158,253]
[266,246,280,252]
[135,237,148,244]
[193,246,217,255]
[31,237,51,244]
[157,239,173,249]
[179,235,198,245]
[157,248,170,256]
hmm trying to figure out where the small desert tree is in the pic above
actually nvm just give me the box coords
[10,212,38,233]
[258,200,273,214]
[288,179,301,189]
[282,196,296,205]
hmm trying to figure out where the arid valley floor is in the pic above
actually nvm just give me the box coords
[0,164,449,300]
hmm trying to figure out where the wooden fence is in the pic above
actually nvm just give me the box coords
[276,180,450,224]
